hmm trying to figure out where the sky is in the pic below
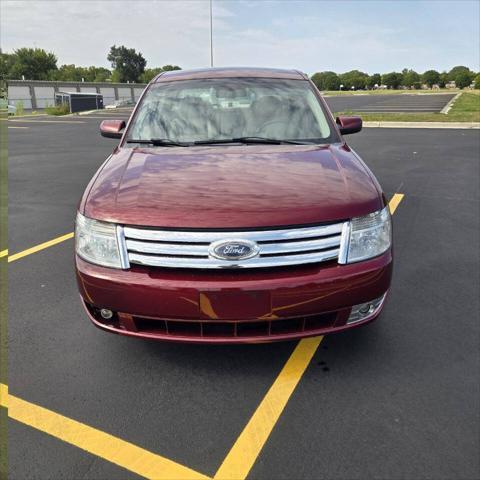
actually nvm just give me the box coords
[1,0,479,75]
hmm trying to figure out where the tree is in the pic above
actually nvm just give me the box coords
[455,71,472,89]
[448,65,473,82]
[140,65,182,83]
[438,72,448,88]
[367,73,381,89]
[311,71,340,90]
[339,70,368,90]
[51,64,83,81]
[9,48,57,80]
[422,70,440,88]
[474,74,480,90]
[107,45,146,83]
[141,67,164,83]
[0,52,15,80]
[382,72,403,89]
[402,69,420,88]
[161,65,181,72]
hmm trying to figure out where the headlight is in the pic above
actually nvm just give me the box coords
[75,212,123,268]
[339,206,391,264]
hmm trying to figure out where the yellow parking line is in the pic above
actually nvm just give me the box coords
[389,193,404,214]
[8,126,29,129]
[0,249,7,258]
[214,336,323,480]
[215,193,405,480]
[0,384,209,480]
[8,232,74,263]
[3,194,405,478]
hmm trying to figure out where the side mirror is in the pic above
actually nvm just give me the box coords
[336,116,362,135]
[100,119,126,139]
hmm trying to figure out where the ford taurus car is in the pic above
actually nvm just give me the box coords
[75,67,392,343]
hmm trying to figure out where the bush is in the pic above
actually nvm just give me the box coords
[45,103,70,115]
[15,100,24,116]
[474,75,480,90]
[455,71,472,89]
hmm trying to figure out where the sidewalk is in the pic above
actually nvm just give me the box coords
[363,121,480,129]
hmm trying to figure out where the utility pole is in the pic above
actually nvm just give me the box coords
[209,0,214,67]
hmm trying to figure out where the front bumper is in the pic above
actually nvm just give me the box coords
[76,251,392,343]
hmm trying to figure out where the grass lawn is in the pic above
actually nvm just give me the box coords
[334,91,480,123]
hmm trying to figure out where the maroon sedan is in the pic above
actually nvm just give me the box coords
[75,67,392,343]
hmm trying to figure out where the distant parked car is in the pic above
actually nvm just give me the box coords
[105,99,135,109]
[8,104,17,115]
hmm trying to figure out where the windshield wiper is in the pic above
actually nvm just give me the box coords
[126,138,189,147]
[194,137,308,145]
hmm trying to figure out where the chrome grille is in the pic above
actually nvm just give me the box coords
[122,222,346,269]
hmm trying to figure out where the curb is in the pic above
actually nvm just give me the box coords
[363,121,480,129]
[11,113,49,118]
[440,92,461,114]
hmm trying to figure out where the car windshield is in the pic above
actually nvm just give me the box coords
[126,78,336,145]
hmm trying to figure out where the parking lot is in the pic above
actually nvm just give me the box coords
[5,109,480,479]
[325,93,456,113]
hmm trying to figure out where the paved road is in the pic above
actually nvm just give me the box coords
[6,111,480,479]
[325,93,456,113]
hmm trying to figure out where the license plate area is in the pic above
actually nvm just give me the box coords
[199,291,272,320]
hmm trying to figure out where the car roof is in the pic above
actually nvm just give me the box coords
[153,67,307,83]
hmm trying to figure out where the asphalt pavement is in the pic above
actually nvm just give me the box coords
[6,110,480,479]
[325,93,456,113]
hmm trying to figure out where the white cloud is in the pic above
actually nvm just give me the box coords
[1,0,233,68]
[1,0,478,73]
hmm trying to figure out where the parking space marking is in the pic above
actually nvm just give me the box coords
[389,193,404,214]
[0,249,7,258]
[0,383,210,480]
[8,120,86,124]
[6,194,404,478]
[8,232,74,263]
[215,192,405,480]
[214,336,323,480]
[7,126,29,129]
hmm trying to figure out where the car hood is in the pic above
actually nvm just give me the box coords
[83,144,383,228]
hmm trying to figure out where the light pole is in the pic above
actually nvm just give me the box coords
[209,0,214,67]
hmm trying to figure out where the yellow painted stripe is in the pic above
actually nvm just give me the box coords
[8,126,29,129]
[214,336,323,480]
[8,232,74,263]
[0,384,7,407]
[0,383,209,480]
[389,193,404,214]
[215,193,404,479]
[0,249,8,258]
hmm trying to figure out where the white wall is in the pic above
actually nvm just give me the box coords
[117,87,132,101]
[79,87,98,93]
[7,86,32,109]
[33,86,56,108]
[100,87,116,106]
[134,88,144,100]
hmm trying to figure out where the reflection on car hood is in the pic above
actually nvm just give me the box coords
[83,144,382,228]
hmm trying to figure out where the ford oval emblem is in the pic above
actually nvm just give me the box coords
[209,239,260,261]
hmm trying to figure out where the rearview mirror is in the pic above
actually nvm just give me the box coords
[100,119,126,139]
[336,116,362,135]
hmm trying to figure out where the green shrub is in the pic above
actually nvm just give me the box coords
[474,74,480,90]
[45,103,70,115]
[15,100,24,116]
